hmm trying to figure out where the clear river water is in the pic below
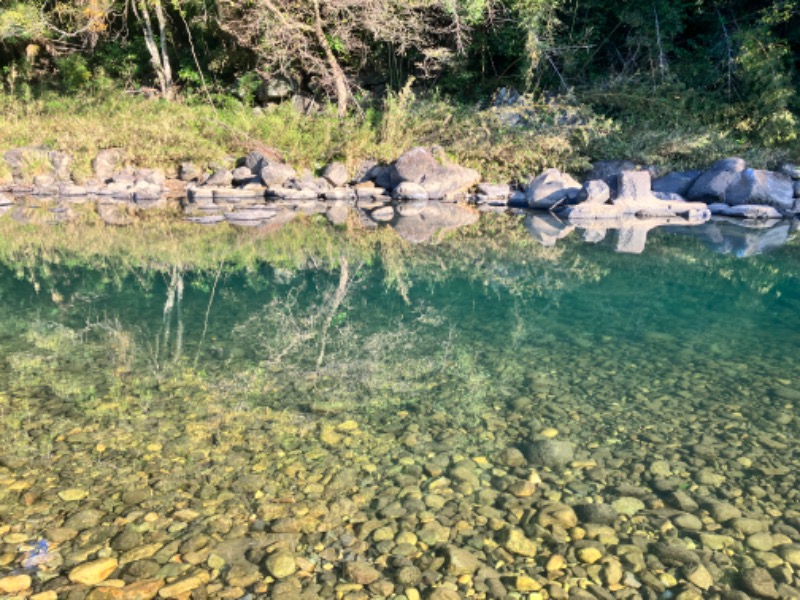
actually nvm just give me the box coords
[0,208,799,600]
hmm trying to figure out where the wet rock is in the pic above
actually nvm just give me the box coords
[500,528,537,557]
[779,544,800,567]
[445,546,481,576]
[524,439,574,470]
[497,447,526,468]
[525,168,581,209]
[575,503,618,525]
[673,513,703,531]
[740,567,779,599]
[685,563,714,590]
[68,558,119,585]
[0,574,31,594]
[686,157,746,203]
[476,183,511,201]
[266,551,296,579]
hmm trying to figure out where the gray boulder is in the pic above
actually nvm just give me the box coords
[725,169,794,210]
[260,161,297,187]
[322,162,349,187]
[93,149,125,182]
[524,439,575,470]
[585,160,638,194]
[686,157,746,203]
[179,162,201,182]
[653,171,702,196]
[795,181,800,198]
[256,75,294,104]
[4,146,72,182]
[526,168,581,209]
[780,164,800,180]
[243,152,266,173]
[393,181,428,201]
[476,183,511,201]
[575,179,610,205]
[135,168,165,186]
[389,147,480,200]
[232,166,254,185]
[615,170,654,202]
[205,169,233,187]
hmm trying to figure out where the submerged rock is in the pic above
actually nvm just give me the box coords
[524,439,575,470]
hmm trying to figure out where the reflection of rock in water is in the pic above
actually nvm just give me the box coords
[388,202,479,243]
[524,213,574,247]
[667,218,795,257]
[97,201,134,226]
[525,210,712,254]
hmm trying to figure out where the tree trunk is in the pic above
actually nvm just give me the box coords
[133,0,173,99]
[312,0,349,118]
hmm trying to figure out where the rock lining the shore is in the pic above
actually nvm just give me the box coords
[2,146,800,235]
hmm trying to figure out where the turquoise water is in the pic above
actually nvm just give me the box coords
[0,216,799,599]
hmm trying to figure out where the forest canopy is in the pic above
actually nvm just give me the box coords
[0,0,798,143]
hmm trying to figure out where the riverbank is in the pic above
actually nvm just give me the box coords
[2,89,798,187]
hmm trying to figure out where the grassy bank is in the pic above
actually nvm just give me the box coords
[1,88,799,184]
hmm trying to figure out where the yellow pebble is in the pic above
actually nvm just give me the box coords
[541,428,559,438]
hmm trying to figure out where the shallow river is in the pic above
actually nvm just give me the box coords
[0,211,799,600]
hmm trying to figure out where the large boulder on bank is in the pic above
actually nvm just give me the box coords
[653,171,702,197]
[526,168,581,209]
[725,168,794,210]
[322,162,349,187]
[260,161,297,187]
[4,146,72,183]
[615,170,655,202]
[709,203,782,219]
[93,149,125,182]
[389,147,480,200]
[585,160,638,194]
[686,157,746,203]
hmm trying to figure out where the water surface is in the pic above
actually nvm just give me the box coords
[1,213,799,599]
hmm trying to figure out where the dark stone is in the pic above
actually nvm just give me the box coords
[574,503,618,525]
[524,439,575,470]
[653,171,702,196]
[725,168,794,210]
[686,157,746,203]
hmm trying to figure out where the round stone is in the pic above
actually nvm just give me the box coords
[266,552,297,579]
[612,497,645,516]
